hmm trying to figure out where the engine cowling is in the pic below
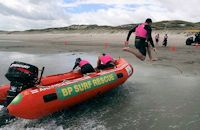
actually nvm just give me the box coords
[4,61,39,106]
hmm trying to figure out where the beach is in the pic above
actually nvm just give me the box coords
[0,32,200,129]
[0,32,199,75]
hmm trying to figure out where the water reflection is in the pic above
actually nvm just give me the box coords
[0,51,200,130]
[0,51,98,84]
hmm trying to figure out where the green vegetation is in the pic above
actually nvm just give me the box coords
[5,20,200,34]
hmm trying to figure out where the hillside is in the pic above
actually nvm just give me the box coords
[5,20,200,34]
[152,20,198,30]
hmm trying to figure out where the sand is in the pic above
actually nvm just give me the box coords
[0,31,199,76]
[1,31,200,129]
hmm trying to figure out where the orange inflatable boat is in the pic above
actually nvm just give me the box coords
[0,58,133,119]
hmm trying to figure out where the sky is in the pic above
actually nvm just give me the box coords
[0,0,199,31]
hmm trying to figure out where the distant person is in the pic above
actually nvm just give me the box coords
[97,53,115,70]
[155,33,159,46]
[72,58,95,74]
[194,32,200,44]
[163,34,168,47]
[123,18,157,61]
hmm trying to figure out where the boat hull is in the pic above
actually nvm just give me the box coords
[1,58,133,119]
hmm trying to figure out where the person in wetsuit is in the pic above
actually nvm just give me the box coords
[123,18,157,61]
[194,32,200,44]
[163,34,168,47]
[97,53,115,70]
[72,58,95,74]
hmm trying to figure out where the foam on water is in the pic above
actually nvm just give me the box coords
[0,51,200,130]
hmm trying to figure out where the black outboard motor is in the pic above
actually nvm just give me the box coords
[4,61,39,106]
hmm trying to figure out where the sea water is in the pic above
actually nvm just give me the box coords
[0,51,200,130]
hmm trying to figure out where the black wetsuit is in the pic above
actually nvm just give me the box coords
[195,32,200,44]
[97,61,115,70]
[73,60,95,74]
[126,24,155,56]
[163,36,168,47]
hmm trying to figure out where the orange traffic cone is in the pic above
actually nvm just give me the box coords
[194,43,199,48]
[64,41,68,45]
[104,43,109,50]
[169,46,176,52]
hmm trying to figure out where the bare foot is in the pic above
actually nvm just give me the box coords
[122,47,129,51]
[150,58,158,61]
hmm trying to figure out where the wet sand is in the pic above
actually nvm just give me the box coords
[0,32,200,129]
[0,32,199,75]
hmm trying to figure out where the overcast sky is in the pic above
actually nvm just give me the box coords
[0,0,199,31]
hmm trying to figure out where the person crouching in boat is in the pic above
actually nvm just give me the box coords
[72,58,95,74]
[97,53,115,70]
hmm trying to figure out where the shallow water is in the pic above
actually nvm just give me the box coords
[0,51,97,84]
[0,51,200,130]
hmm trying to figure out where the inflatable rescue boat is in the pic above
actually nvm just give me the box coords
[0,58,133,119]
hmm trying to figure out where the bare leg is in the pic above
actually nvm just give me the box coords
[147,46,152,60]
[123,47,145,61]
[156,42,159,47]
[147,46,157,61]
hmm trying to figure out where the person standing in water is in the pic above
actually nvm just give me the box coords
[123,18,157,61]
[163,34,168,47]
[155,33,159,46]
